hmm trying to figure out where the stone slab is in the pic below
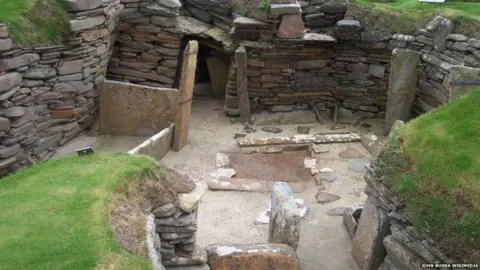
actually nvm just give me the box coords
[205,243,300,270]
[207,178,307,193]
[253,111,316,126]
[351,197,390,270]
[100,80,178,136]
[269,182,300,250]
[128,124,174,160]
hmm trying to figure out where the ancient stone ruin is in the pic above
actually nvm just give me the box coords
[1,0,480,269]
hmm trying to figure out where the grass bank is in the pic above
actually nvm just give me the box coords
[0,152,158,270]
[0,0,69,46]
[376,87,480,261]
[350,0,480,38]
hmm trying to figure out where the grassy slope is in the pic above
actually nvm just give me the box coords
[0,153,157,270]
[378,87,480,259]
[351,0,480,37]
[0,0,69,46]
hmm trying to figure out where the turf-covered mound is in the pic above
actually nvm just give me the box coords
[376,87,480,261]
[0,153,159,270]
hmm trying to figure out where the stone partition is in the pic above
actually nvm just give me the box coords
[99,80,178,136]
[0,0,122,176]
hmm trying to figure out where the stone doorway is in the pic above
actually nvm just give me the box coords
[174,37,230,102]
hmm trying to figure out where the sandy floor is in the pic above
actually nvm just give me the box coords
[53,121,149,160]
[161,98,384,270]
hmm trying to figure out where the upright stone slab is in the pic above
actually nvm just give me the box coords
[269,182,300,251]
[384,49,420,135]
[172,40,198,152]
[205,243,301,270]
[351,197,390,270]
[235,46,251,124]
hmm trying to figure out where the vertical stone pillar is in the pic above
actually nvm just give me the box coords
[172,40,198,152]
[269,182,300,251]
[235,46,251,123]
[384,49,421,135]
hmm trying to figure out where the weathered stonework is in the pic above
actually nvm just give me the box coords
[0,0,123,176]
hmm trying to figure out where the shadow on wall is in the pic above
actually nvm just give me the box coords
[173,36,231,101]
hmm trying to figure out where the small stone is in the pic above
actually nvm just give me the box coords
[210,168,236,179]
[215,153,230,168]
[347,158,370,173]
[261,126,283,133]
[0,38,12,52]
[339,148,364,159]
[243,125,257,133]
[331,123,350,130]
[0,143,21,158]
[327,207,347,216]
[69,16,105,32]
[156,0,181,8]
[319,167,334,173]
[65,0,102,12]
[315,172,337,183]
[163,246,207,266]
[22,67,57,79]
[58,60,83,75]
[353,188,361,197]
[277,13,305,39]
[360,123,372,129]
[297,126,310,134]
[1,107,26,118]
[233,133,246,139]
[178,186,205,213]
[310,167,319,175]
[0,53,40,72]
[152,203,176,217]
[312,145,329,154]
[303,158,317,169]
[0,72,22,93]
[315,192,340,204]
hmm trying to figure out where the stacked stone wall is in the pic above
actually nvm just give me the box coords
[387,16,480,115]
[0,0,122,176]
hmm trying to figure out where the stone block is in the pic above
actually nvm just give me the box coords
[384,49,420,135]
[0,72,22,93]
[0,38,12,52]
[369,65,385,78]
[0,53,40,72]
[58,60,84,76]
[69,16,106,32]
[100,80,179,136]
[270,3,302,17]
[128,124,175,161]
[66,0,102,12]
[269,182,300,250]
[205,243,300,270]
[277,14,305,39]
[383,235,427,269]
[351,197,390,270]
[22,67,57,79]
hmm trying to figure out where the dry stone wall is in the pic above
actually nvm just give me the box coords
[386,16,480,115]
[348,160,478,270]
[0,0,123,176]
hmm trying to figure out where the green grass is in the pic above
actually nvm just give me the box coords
[0,0,69,46]
[0,152,158,270]
[377,87,480,260]
[351,0,480,37]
